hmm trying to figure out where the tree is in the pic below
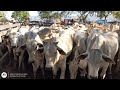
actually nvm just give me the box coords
[38,11,96,23]
[96,11,112,23]
[38,11,63,22]
[112,11,120,20]
[11,11,19,20]
[77,11,89,23]
[0,11,6,21]
[51,12,63,20]
[11,11,30,21]
[0,11,8,24]
[38,11,53,19]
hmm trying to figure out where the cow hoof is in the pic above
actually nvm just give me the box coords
[60,76,64,79]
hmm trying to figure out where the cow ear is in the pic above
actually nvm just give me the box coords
[77,53,88,60]
[102,54,116,64]
[57,49,66,55]
[1,35,9,40]
[57,46,66,55]
[1,35,10,44]
[1,35,5,41]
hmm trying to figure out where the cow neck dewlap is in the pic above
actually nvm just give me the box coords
[91,35,105,50]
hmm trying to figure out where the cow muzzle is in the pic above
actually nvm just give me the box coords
[90,75,98,79]
[45,67,53,71]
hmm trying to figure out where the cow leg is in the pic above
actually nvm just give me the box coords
[0,52,9,69]
[14,53,17,61]
[79,68,87,78]
[22,62,25,72]
[18,54,23,70]
[32,63,39,79]
[7,47,14,66]
[69,61,78,79]
[115,48,120,72]
[13,48,17,61]
[109,64,112,79]
[41,68,45,79]
[60,60,66,79]
[39,63,45,79]
[100,67,108,79]
[53,66,58,79]
[115,59,120,72]
[107,64,112,79]
[70,69,78,79]
[18,51,25,71]
[0,48,3,58]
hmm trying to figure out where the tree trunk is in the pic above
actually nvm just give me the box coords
[104,16,107,24]
[82,13,90,23]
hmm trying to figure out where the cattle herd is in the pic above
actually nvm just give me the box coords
[0,22,120,79]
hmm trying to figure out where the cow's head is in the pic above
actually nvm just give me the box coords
[77,49,115,79]
[15,44,26,56]
[26,40,43,63]
[8,32,21,48]
[43,41,66,70]
[16,40,43,63]
[1,35,11,49]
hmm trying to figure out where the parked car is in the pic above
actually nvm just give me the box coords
[42,20,54,26]
[61,19,73,25]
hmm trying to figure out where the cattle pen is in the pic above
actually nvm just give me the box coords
[0,22,120,79]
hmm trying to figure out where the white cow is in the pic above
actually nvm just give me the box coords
[78,31,119,79]
[43,30,73,79]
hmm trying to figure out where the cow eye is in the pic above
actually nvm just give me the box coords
[35,46,38,49]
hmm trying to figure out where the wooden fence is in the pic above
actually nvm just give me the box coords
[0,23,20,31]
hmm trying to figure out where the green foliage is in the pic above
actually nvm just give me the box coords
[0,17,8,22]
[11,11,30,21]
[60,11,95,22]
[38,11,120,23]
[0,11,9,24]
[96,11,112,19]
[0,11,6,21]
[38,11,52,19]
[38,11,63,21]
[112,11,120,20]
[11,11,19,20]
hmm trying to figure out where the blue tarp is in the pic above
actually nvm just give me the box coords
[97,19,118,23]
[106,20,112,23]
[97,20,107,23]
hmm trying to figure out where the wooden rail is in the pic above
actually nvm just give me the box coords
[0,23,20,31]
